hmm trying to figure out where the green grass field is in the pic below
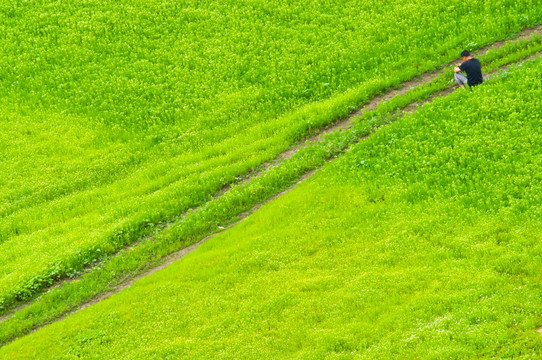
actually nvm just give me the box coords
[1,32,541,345]
[1,0,542,313]
[2,55,542,359]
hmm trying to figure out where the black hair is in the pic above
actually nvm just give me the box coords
[461,50,471,58]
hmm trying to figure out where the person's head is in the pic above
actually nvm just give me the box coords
[461,50,471,60]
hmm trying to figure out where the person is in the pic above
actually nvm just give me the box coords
[454,50,483,89]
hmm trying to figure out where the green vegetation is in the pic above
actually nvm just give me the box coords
[1,32,540,345]
[3,55,542,359]
[2,0,542,314]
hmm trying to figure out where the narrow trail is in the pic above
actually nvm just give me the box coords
[1,24,541,340]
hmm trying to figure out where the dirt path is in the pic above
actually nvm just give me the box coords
[1,24,541,336]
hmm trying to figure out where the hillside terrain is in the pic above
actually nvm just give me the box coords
[1,1,542,358]
[1,1,541,313]
[2,52,542,360]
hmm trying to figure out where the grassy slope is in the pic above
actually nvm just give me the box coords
[2,0,542,310]
[1,36,541,344]
[3,57,542,359]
